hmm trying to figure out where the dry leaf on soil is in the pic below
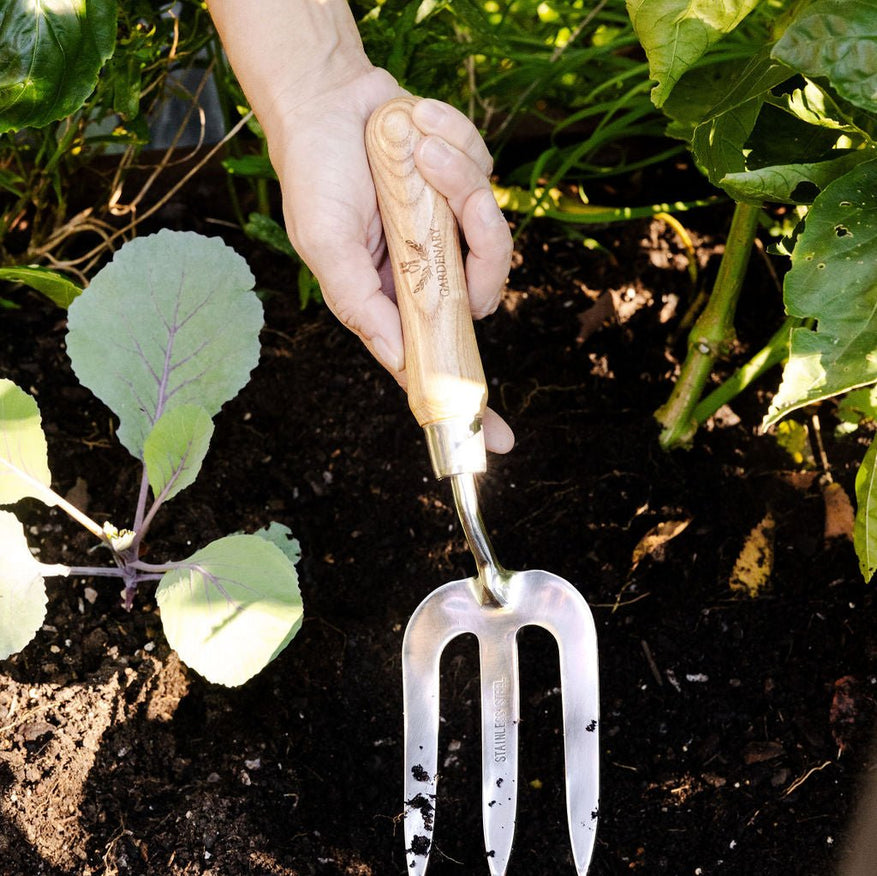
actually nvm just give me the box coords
[729,512,775,598]
[631,518,691,572]
[822,480,854,543]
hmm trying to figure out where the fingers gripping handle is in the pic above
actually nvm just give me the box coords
[366,97,487,478]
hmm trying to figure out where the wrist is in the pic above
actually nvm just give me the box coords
[207,0,374,139]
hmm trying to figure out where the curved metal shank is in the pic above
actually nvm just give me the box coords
[449,472,509,607]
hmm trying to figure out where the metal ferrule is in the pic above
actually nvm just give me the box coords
[423,417,487,479]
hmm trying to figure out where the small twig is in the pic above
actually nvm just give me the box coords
[641,639,663,686]
[51,109,255,275]
[810,412,832,478]
[782,760,833,797]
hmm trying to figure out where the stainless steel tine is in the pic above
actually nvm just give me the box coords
[478,616,521,876]
[402,580,474,874]
[532,573,601,873]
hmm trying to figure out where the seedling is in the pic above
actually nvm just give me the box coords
[0,229,303,686]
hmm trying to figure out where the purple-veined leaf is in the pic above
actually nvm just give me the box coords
[143,405,214,505]
[66,230,262,460]
[156,534,303,687]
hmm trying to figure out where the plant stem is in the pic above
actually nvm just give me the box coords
[0,460,108,542]
[691,315,807,425]
[655,200,762,449]
[63,566,125,578]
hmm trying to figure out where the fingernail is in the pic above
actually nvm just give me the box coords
[415,99,446,129]
[477,189,507,227]
[419,136,452,170]
[372,335,404,373]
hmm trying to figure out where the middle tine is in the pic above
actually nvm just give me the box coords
[478,622,521,876]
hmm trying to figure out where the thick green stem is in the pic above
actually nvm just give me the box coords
[656,200,762,449]
[691,315,808,425]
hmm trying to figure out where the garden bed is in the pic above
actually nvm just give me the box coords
[0,162,874,875]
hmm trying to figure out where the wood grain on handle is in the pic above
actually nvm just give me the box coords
[365,97,487,431]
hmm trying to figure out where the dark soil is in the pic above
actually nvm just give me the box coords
[1,162,875,876]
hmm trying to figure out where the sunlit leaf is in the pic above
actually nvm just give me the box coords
[772,0,877,115]
[143,405,214,504]
[0,266,82,308]
[0,511,48,659]
[764,159,877,425]
[626,0,760,107]
[0,0,118,134]
[156,534,303,687]
[66,230,262,460]
[0,379,53,505]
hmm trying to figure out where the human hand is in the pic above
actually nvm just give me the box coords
[267,68,514,453]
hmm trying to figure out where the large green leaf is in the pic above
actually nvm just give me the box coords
[156,534,303,687]
[722,150,875,204]
[0,266,82,309]
[143,405,214,505]
[764,159,877,425]
[0,511,48,659]
[772,0,877,115]
[626,0,761,107]
[66,230,262,460]
[855,434,877,582]
[690,51,792,187]
[0,0,118,134]
[0,379,53,505]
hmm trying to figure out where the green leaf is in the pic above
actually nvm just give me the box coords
[836,384,877,434]
[690,51,793,187]
[855,433,877,581]
[222,156,278,180]
[156,534,304,687]
[251,522,302,565]
[108,52,141,121]
[722,150,876,204]
[772,0,877,115]
[626,0,761,107]
[66,230,262,460]
[0,511,48,659]
[0,0,118,134]
[244,212,295,258]
[0,379,53,505]
[764,159,877,426]
[0,266,83,308]
[143,405,214,505]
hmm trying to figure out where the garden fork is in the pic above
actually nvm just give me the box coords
[366,97,600,875]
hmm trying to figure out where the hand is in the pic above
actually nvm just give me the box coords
[267,68,515,453]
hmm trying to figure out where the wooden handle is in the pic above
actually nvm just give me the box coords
[366,97,487,433]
